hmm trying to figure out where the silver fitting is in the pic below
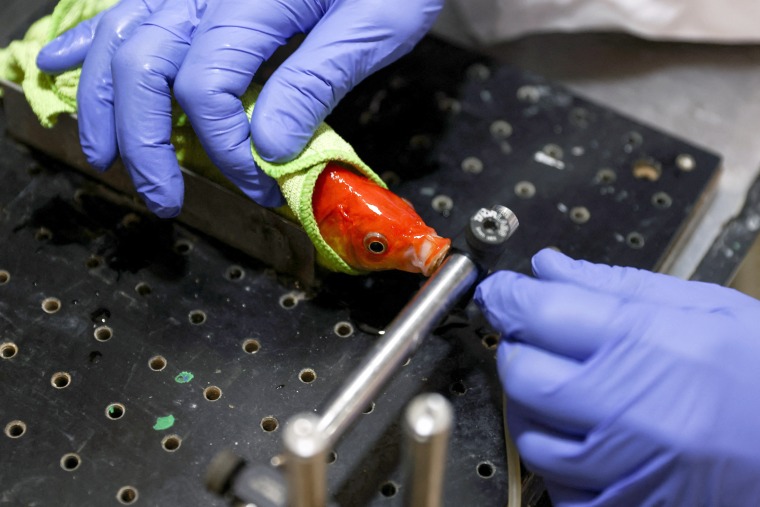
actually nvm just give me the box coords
[283,413,328,507]
[467,206,519,248]
[403,393,454,507]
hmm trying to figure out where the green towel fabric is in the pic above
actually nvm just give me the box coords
[176,87,387,275]
[0,0,118,126]
[0,0,385,275]
[243,88,387,275]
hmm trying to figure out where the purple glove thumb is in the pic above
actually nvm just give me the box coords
[250,0,443,162]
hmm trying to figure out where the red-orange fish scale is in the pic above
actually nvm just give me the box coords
[312,163,451,275]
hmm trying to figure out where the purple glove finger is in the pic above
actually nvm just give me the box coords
[475,271,627,361]
[512,411,659,492]
[540,479,597,507]
[505,410,591,488]
[111,18,192,218]
[531,248,751,310]
[173,0,312,207]
[497,341,597,434]
[585,453,694,507]
[77,0,160,170]
[36,12,104,73]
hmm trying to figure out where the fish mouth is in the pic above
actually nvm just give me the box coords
[417,235,451,277]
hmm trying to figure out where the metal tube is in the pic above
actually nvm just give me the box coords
[316,253,479,447]
[403,393,453,507]
[283,413,328,507]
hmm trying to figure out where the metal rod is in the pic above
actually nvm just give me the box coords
[403,393,453,507]
[316,253,479,447]
[283,413,328,507]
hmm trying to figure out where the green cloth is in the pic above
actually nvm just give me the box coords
[0,0,117,126]
[175,88,386,275]
[244,88,386,275]
[0,0,385,275]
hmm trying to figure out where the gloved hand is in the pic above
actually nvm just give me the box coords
[36,0,443,218]
[474,248,760,507]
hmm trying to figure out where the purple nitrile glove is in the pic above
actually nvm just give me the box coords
[37,0,443,218]
[474,248,760,507]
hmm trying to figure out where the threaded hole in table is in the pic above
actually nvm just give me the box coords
[106,403,125,420]
[94,326,113,342]
[161,435,182,452]
[261,416,279,432]
[5,420,26,438]
[1,342,18,359]
[204,386,222,401]
[299,368,317,383]
[477,461,495,478]
[60,453,81,472]
[380,482,398,497]
[117,486,138,504]
[148,355,167,371]
[42,297,61,314]
[189,310,206,325]
[51,372,71,389]
[242,339,260,354]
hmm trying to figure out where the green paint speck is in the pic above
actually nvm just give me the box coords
[175,371,194,383]
[153,415,175,431]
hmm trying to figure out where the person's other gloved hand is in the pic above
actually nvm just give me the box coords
[474,248,760,507]
[36,0,443,218]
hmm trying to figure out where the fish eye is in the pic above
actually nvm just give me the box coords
[364,233,388,255]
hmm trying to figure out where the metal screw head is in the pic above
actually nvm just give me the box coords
[468,206,519,247]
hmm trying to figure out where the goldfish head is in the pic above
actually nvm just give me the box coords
[313,166,451,276]
[346,225,451,276]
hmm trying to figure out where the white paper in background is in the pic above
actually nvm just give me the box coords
[439,0,760,44]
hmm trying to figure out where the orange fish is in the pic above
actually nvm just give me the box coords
[313,163,451,276]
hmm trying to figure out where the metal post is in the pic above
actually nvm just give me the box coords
[403,393,453,507]
[283,413,328,507]
[315,253,480,447]
[315,206,519,448]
